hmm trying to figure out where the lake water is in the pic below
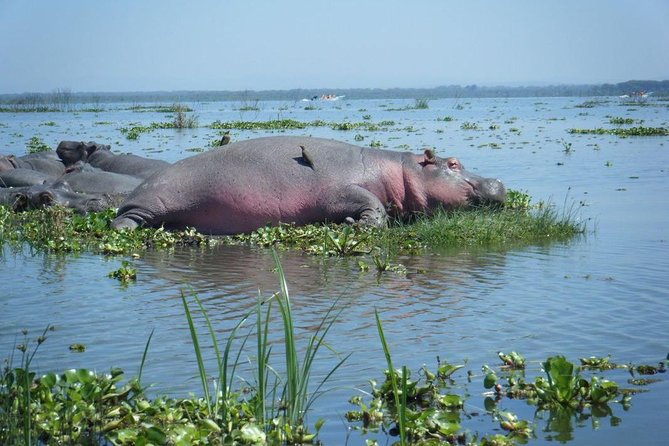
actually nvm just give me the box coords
[1,96,668,444]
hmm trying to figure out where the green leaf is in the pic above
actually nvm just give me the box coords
[144,425,167,444]
[484,372,498,389]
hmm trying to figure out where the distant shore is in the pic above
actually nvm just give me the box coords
[1,80,667,104]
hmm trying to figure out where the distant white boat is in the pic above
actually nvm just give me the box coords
[301,94,345,102]
[620,91,652,101]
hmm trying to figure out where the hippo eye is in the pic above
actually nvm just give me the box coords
[446,158,462,170]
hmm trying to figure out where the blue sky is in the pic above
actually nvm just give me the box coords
[1,0,667,93]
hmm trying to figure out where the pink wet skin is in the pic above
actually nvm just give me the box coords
[112,136,505,234]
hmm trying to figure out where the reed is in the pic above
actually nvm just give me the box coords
[272,250,349,441]
[179,250,348,442]
[375,310,408,446]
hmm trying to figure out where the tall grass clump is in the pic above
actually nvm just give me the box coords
[385,203,584,249]
[172,108,199,128]
[0,326,51,445]
[180,250,349,443]
[414,98,430,109]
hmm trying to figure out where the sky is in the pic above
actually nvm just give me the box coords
[1,0,668,94]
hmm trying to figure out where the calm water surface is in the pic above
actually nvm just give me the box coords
[1,97,668,444]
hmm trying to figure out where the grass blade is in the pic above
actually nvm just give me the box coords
[375,309,406,446]
[181,290,211,414]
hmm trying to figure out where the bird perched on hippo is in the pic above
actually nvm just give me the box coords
[112,136,506,235]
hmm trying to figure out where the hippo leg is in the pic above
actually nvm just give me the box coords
[330,185,388,227]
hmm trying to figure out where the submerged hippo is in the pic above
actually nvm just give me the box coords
[112,136,506,234]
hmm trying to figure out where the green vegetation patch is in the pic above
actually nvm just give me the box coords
[209,119,396,132]
[227,198,582,256]
[26,136,52,153]
[0,207,214,255]
[568,126,669,137]
[607,116,642,125]
[0,191,583,257]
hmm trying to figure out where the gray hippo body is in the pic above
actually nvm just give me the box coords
[54,164,144,196]
[113,136,506,235]
[0,168,59,187]
[57,141,169,179]
[0,153,65,176]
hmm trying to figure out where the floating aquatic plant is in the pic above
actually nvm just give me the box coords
[568,126,669,136]
[26,136,51,153]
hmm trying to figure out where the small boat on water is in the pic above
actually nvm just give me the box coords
[619,91,652,102]
[301,94,346,102]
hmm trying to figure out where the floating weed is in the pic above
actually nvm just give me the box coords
[26,136,52,153]
[370,249,407,274]
[1,326,663,444]
[568,126,669,136]
[505,189,532,210]
[498,351,526,369]
[208,118,396,132]
[0,206,215,255]
[108,260,137,284]
[460,121,480,130]
[579,355,618,371]
[608,116,642,125]
[68,343,86,352]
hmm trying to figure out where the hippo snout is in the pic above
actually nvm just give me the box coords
[473,178,506,206]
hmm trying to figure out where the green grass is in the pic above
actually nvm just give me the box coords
[0,191,583,258]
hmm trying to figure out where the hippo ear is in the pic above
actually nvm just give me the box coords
[423,149,437,165]
[7,155,19,169]
[12,193,29,212]
[38,191,55,207]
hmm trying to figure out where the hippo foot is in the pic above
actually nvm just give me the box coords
[111,216,140,230]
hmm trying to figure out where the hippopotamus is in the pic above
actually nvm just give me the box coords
[10,182,113,214]
[0,186,29,208]
[112,136,506,235]
[0,152,66,176]
[53,164,144,196]
[0,167,59,187]
[56,141,169,179]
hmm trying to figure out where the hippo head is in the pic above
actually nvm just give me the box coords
[57,141,88,166]
[419,149,506,210]
[56,141,111,166]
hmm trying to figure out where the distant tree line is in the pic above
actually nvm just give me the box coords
[1,80,667,107]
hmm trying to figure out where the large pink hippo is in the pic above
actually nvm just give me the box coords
[112,136,506,234]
